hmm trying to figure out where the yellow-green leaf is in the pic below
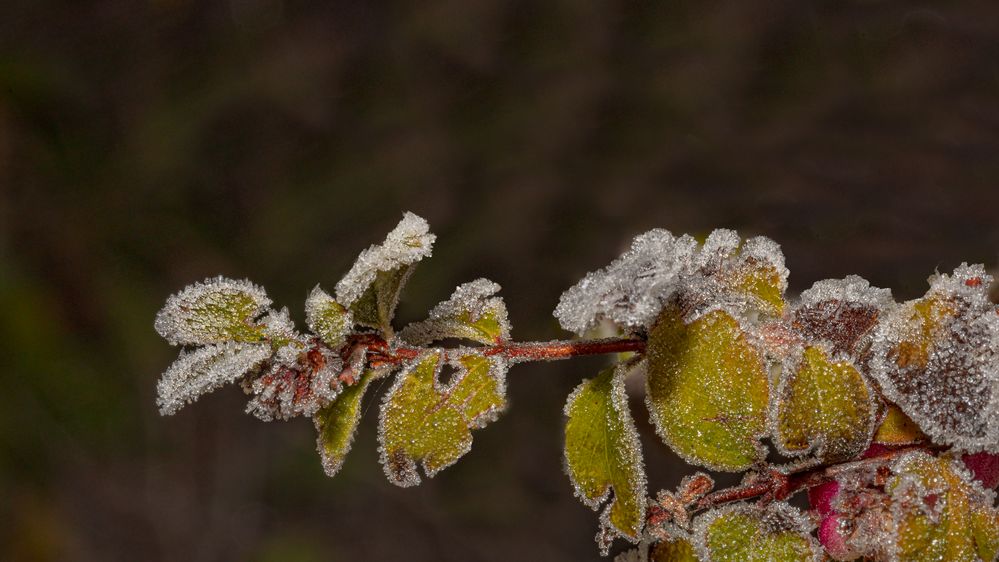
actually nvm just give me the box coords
[314,369,388,477]
[650,536,700,561]
[400,279,511,345]
[646,308,769,471]
[873,405,927,446]
[971,503,999,562]
[771,345,875,462]
[305,286,352,349]
[564,364,647,549]
[155,276,271,345]
[695,502,820,562]
[378,350,506,487]
[887,451,997,561]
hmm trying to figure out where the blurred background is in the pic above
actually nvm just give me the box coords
[2,1,999,560]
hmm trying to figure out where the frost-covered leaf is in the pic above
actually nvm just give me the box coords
[771,345,875,462]
[155,276,271,346]
[870,264,999,452]
[157,342,272,415]
[887,451,999,561]
[693,502,820,562]
[554,229,786,336]
[564,363,647,550]
[615,538,700,562]
[305,286,352,349]
[873,404,928,446]
[646,308,769,471]
[314,368,390,477]
[336,212,435,335]
[378,350,507,487]
[791,275,894,356]
[400,279,511,346]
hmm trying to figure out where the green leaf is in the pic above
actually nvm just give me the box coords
[378,350,507,487]
[887,452,999,561]
[646,308,769,471]
[650,537,700,561]
[335,212,435,336]
[305,286,352,349]
[873,404,927,446]
[564,363,647,550]
[771,345,875,462]
[314,369,389,477]
[400,279,511,345]
[154,276,271,345]
[694,503,820,562]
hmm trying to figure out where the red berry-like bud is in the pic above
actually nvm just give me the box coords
[818,514,859,560]
[808,480,840,516]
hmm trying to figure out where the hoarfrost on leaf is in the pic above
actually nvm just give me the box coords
[335,212,435,334]
[154,276,272,346]
[377,350,507,487]
[792,275,894,357]
[886,451,999,561]
[314,368,392,477]
[645,308,770,471]
[563,362,647,552]
[693,502,820,562]
[400,278,511,346]
[869,263,999,453]
[305,286,352,349]
[553,228,787,336]
[157,342,272,415]
[770,344,876,462]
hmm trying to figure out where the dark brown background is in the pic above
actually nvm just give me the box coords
[2,1,999,560]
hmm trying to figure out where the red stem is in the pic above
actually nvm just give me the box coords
[358,335,647,366]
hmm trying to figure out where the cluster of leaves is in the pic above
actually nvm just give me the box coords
[155,214,999,560]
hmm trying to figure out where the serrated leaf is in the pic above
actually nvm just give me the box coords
[155,276,271,345]
[156,342,272,415]
[378,350,507,487]
[887,451,999,561]
[564,363,647,548]
[873,404,928,446]
[771,345,875,462]
[400,279,511,345]
[646,308,769,471]
[336,212,435,336]
[305,286,352,349]
[870,264,999,452]
[694,502,820,562]
[314,368,388,477]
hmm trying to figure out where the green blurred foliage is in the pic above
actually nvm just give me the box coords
[2,1,999,560]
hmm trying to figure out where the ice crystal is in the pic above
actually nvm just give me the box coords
[335,211,435,308]
[554,228,787,336]
[305,286,352,349]
[869,264,999,453]
[157,342,273,415]
[400,278,511,346]
[154,276,272,346]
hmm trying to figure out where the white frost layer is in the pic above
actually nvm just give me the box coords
[154,276,271,346]
[335,212,435,307]
[157,342,272,415]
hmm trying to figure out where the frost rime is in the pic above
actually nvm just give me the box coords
[157,342,272,415]
[335,212,435,307]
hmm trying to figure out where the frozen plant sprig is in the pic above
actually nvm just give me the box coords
[155,214,999,560]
